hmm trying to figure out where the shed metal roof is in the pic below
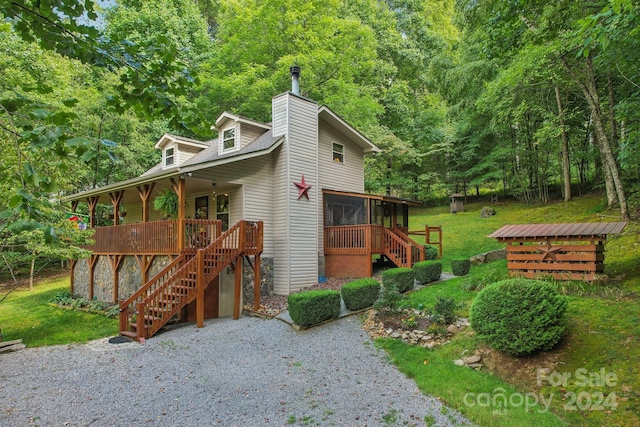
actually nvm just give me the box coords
[488,222,627,239]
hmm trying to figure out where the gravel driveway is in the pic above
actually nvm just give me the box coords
[0,315,470,426]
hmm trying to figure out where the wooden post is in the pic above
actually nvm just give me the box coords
[136,301,145,342]
[118,301,127,333]
[196,249,205,328]
[233,221,245,319]
[109,255,123,304]
[86,196,99,228]
[109,190,124,225]
[88,255,98,300]
[171,178,186,251]
[253,254,261,311]
[136,183,155,223]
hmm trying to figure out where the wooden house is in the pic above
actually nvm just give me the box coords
[66,68,424,341]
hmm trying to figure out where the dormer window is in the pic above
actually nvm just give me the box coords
[221,126,238,152]
[165,147,175,167]
[332,143,344,163]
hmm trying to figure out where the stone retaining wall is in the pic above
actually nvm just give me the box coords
[242,257,274,305]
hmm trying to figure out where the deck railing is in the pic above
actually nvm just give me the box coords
[86,219,221,255]
[324,225,385,254]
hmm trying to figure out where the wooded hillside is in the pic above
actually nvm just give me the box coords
[1,0,638,238]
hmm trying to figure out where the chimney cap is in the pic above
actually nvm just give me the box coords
[290,65,301,76]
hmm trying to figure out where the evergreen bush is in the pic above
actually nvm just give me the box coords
[424,245,439,260]
[381,267,415,293]
[341,278,380,311]
[287,290,341,327]
[413,260,442,284]
[451,258,471,276]
[373,282,403,313]
[470,279,568,356]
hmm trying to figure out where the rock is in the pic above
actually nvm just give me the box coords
[386,328,394,335]
[390,332,401,339]
[463,355,482,364]
[420,335,432,342]
[447,324,458,334]
[454,359,466,366]
[467,363,483,369]
[401,333,409,340]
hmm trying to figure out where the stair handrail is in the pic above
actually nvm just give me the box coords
[118,254,185,334]
[391,227,425,263]
[122,220,249,341]
[384,228,413,268]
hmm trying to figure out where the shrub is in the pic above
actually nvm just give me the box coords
[413,261,442,285]
[341,278,380,311]
[424,245,439,260]
[373,282,403,313]
[470,279,569,356]
[381,267,415,293]
[451,259,471,276]
[287,290,341,327]
[430,296,461,325]
[460,262,508,292]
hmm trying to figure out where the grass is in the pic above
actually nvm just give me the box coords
[0,276,118,347]
[378,193,640,427]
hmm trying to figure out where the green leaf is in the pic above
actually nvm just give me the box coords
[100,139,118,148]
[62,98,79,107]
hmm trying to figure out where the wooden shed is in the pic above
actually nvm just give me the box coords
[488,222,627,281]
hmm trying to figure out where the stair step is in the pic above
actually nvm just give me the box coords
[120,331,137,339]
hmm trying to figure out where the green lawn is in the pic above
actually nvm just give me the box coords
[0,276,118,347]
[379,194,640,427]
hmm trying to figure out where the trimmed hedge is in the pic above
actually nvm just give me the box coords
[287,290,341,327]
[341,278,380,311]
[381,267,415,293]
[424,245,439,260]
[451,258,471,276]
[470,279,568,356]
[413,260,442,284]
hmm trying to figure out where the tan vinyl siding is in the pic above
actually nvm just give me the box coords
[317,123,366,248]
[178,145,202,165]
[239,124,268,149]
[272,144,290,295]
[286,95,319,293]
[272,95,287,137]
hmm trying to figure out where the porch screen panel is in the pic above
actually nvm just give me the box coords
[323,194,367,226]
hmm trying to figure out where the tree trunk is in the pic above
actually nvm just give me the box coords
[554,85,572,202]
[30,258,35,291]
[563,56,629,220]
[607,72,618,147]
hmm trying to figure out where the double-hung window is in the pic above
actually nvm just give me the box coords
[165,147,175,167]
[221,127,238,152]
[332,143,344,163]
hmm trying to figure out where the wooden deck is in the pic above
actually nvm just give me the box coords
[323,225,426,277]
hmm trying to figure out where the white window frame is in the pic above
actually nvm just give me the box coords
[164,147,175,167]
[332,142,344,164]
[220,126,239,153]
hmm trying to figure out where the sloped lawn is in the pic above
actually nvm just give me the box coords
[379,194,640,427]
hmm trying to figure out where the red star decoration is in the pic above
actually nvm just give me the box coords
[294,174,312,200]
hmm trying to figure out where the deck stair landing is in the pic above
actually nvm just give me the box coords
[119,220,262,342]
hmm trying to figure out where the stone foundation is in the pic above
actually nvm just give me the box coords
[242,257,274,304]
[72,255,174,303]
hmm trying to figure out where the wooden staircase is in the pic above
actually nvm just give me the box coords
[383,227,425,269]
[119,220,263,342]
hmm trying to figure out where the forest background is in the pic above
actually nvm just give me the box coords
[0,0,638,266]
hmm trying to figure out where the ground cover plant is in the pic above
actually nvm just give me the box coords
[381,194,640,427]
[0,276,118,346]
